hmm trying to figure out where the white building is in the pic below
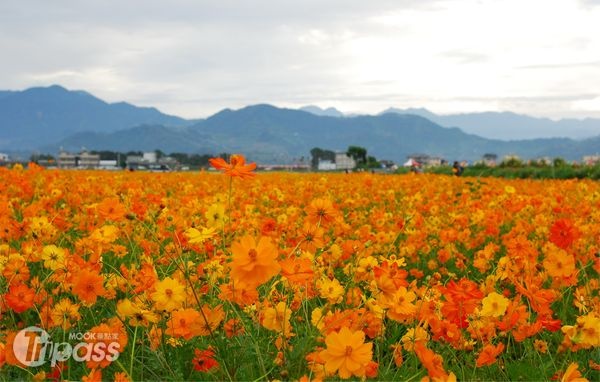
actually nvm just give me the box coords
[318,159,336,171]
[98,160,119,170]
[143,152,157,163]
[335,152,356,170]
[57,150,100,169]
[583,155,600,165]
[0,153,8,162]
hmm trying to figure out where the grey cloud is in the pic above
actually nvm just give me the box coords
[1,0,598,119]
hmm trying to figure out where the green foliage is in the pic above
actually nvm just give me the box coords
[310,147,335,169]
[499,157,525,168]
[347,146,368,165]
[553,157,567,167]
[459,163,600,179]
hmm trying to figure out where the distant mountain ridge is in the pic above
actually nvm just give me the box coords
[48,104,600,163]
[300,105,600,140]
[2,85,600,163]
[0,85,191,149]
[299,105,345,118]
[380,107,600,140]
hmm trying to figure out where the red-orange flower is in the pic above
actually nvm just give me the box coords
[5,283,36,313]
[209,154,256,179]
[192,348,219,372]
[414,341,450,380]
[441,278,484,328]
[549,219,580,250]
[476,343,505,367]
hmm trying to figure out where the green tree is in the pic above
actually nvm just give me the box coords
[366,156,380,168]
[553,157,567,167]
[346,146,367,165]
[310,147,335,169]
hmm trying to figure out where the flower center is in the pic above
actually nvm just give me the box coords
[345,346,353,356]
[248,249,258,260]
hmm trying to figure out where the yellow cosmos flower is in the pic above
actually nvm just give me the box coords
[262,302,293,337]
[151,277,186,312]
[185,226,216,244]
[50,298,81,330]
[205,204,225,228]
[41,245,66,270]
[480,292,509,318]
[401,326,430,352]
[90,225,119,243]
[317,277,344,304]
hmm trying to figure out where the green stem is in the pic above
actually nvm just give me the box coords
[129,325,138,377]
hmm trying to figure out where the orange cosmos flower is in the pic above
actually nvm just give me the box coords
[84,320,128,369]
[5,283,36,313]
[209,154,256,179]
[72,269,107,305]
[298,222,325,253]
[113,372,130,382]
[0,342,5,368]
[261,301,293,337]
[414,341,450,380]
[196,304,225,336]
[319,327,373,379]
[223,318,245,338]
[560,362,588,382]
[305,198,338,226]
[550,219,580,250]
[476,342,505,367]
[543,243,576,279]
[2,257,30,283]
[218,280,259,306]
[441,278,484,328]
[97,197,126,222]
[533,339,548,353]
[166,308,203,340]
[385,286,418,322]
[230,235,280,287]
[81,369,102,382]
[279,257,314,287]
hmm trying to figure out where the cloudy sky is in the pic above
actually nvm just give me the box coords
[2,0,600,119]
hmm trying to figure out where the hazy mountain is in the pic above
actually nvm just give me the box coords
[46,124,224,154]
[381,108,600,140]
[50,104,600,163]
[2,85,599,163]
[0,85,191,149]
[299,105,345,118]
[0,91,14,100]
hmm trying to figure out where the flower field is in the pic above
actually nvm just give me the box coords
[0,161,599,381]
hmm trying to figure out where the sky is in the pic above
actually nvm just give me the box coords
[1,0,600,119]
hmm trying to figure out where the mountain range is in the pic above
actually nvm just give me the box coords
[0,85,190,149]
[1,85,599,163]
[299,105,600,140]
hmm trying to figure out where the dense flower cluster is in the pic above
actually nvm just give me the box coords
[0,160,598,381]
